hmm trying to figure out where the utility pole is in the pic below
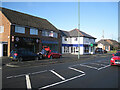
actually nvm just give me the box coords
[78,0,80,59]
[102,30,104,39]
[102,30,105,53]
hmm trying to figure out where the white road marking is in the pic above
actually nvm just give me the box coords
[90,63,106,66]
[69,67,85,74]
[6,64,19,67]
[79,64,98,70]
[31,70,48,75]
[7,70,48,79]
[50,70,65,81]
[97,65,111,70]
[0,67,2,70]
[25,75,32,89]
[39,73,85,90]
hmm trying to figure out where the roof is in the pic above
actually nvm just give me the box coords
[97,39,119,47]
[0,7,59,32]
[60,29,96,39]
[59,30,70,37]
[97,39,110,45]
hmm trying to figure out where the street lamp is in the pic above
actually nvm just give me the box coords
[78,0,80,59]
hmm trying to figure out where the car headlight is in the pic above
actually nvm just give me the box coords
[111,58,114,61]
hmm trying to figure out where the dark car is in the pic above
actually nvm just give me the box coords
[95,48,103,54]
[95,48,107,54]
[10,48,40,61]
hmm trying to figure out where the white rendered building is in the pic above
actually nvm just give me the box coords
[60,29,96,55]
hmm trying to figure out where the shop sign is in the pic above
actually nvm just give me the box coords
[16,37,19,42]
[12,36,14,42]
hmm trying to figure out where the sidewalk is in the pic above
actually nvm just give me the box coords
[1,53,112,68]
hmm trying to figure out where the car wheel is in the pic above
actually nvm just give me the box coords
[35,57,39,60]
[59,55,62,58]
[39,55,42,59]
[18,57,23,62]
[50,56,53,59]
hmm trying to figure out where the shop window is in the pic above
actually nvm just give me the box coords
[84,46,89,53]
[0,26,4,33]
[64,46,65,53]
[30,28,38,35]
[15,25,25,34]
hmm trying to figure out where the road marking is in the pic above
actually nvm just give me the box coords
[97,65,111,70]
[50,70,65,81]
[31,70,48,75]
[0,67,2,70]
[69,67,85,74]
[6,64,19,67]
[7,70,48,79]
[25,75,32,89]
[79,64,98,70]
[39,73,85,90]
[90,63,106,66]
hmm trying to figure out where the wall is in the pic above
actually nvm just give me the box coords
[0,11,11,56]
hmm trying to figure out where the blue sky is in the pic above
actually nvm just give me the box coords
[1,2,118,41]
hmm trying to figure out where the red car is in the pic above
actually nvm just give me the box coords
[38,46,62,59]
[110,53,120,66]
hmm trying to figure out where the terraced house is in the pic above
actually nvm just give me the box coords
[60,29,96,55]
[0,7,61,57]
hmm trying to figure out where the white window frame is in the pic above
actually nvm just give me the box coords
[15,25,25,34]
[0,26,4,33]
[30,28,38,35]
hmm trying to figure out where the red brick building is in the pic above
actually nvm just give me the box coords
[0,7,61,57]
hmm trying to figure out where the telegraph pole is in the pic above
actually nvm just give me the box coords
[102,30,104,53]
[78,0,80,59]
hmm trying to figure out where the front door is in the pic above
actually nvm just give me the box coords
[3,44,8,56]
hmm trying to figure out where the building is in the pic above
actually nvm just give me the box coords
[60,29,96,55]
[0,7,61,57]
[97,39,120,51]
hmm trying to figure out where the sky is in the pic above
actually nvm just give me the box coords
[1,2,118,42]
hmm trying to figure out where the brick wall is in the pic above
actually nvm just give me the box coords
[0,11,11,56]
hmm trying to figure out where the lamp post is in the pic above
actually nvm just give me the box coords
[78,0,80,59]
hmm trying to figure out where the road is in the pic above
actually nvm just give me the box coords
[2,54,120,89]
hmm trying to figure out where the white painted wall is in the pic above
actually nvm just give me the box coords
[0,43,3,57]
[62,36,96,55]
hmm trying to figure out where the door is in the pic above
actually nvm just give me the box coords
[3,44,8,56]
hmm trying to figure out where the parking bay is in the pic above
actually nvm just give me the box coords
[3,58,115,89]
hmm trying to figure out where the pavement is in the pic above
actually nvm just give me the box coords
[1,53,112,68]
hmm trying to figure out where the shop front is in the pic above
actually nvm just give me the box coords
[12,36,39,53]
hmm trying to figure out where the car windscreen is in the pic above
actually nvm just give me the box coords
[114,53,120,56]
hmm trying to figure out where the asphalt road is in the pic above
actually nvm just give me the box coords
[1,54,120,89]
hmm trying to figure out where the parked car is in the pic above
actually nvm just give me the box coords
[116,50,120,53]
[10,48,40,61]
[95,48,107,54]
[110,52,120,66]
[37,46,62,59]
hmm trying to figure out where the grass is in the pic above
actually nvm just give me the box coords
[107,50,117,54]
